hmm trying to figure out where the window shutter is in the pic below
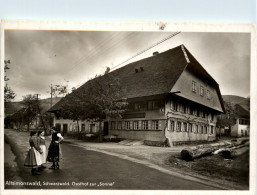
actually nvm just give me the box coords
[158,120,162,130]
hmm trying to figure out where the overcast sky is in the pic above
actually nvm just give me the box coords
[4,30,250,101]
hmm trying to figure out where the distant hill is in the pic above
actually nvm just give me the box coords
[222,95,250,111]
[5,97,62,116]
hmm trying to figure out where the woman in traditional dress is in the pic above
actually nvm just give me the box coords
[37,130,47,169]
[24,131,42,175]
[47,128,64,169]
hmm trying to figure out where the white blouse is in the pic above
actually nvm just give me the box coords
[57,133,64,139]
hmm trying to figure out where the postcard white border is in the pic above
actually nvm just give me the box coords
[0,20,256,195]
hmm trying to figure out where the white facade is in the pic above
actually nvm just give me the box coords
[231,118,250,137]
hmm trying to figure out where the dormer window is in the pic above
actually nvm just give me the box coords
[192,81,196,93]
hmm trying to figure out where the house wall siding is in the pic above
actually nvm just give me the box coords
[171,68,223,112]
[108,109,166,141]
[164,100,217,145]
[54,117,101,135]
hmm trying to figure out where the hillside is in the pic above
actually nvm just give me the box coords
[5,97,62,116]
[222,95,250,111]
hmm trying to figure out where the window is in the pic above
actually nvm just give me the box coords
[173,102,178,111]
[152,120,159,130]
[211,113,214,121]
[183,122,187,132]
[133,121,139,130]
[192,81,196,92]
[200,86,204,96]
[184,105,187,113]
[207,90,210,99]
[125,121,130,130]
[195,125,198,133]
[134,103,141,111]
[197,109,200,117]
[90,124,96,133]
[111,121,116,130]
[210,126,214,134]
[177,121,181,131]
[190,106,194,115]
[148,100,159,110]
[180,104,186,113]
[203,111,206,118]
[205,126,208,134]
[200,126,203,134]
[184,105,188,114]
[117,121,122,130]
[142,120,148,130]
[188,123,192,132]
[170,121,175,131]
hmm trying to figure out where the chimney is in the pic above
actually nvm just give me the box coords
[153,51,159,56]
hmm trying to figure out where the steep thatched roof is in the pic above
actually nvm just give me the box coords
[48,45,225,113]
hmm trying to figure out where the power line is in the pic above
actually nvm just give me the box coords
[64,32,138,79]
[110,32,181,71]
[64,32,127,78]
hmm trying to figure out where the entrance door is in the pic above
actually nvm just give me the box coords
[103,122,109,136]
[56,123,61,132]
[63,124,68,136]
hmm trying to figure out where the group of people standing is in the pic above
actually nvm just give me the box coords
[24,128,64,175]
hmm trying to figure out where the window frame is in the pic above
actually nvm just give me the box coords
[192,81,197,93]
[183,122,188,132]
[170,120,175,131]
[200,86,204,96]
[125,121,130,130]
[206,90,210,99]
[176,121,181,132]
[111,121,116,130]
[142,120,148,130]
[188,123,192,132]
[117,121,122,130]
[152,120,159,130]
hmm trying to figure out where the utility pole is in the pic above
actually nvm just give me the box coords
[35,93,46,134]
[50,84,53,128]
[51,84,53,107]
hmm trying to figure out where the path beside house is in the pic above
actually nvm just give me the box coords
[4,129,246,190]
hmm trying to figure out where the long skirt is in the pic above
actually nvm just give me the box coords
[24,147,42,168]
[39,145,47,164]
[47,142,60,162]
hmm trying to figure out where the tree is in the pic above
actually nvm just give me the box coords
[216,101,236,136]
[4,60,16,102]
[60,73,128,140]
[21,94,42,131]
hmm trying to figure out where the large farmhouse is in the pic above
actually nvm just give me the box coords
[48,45,225,146]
